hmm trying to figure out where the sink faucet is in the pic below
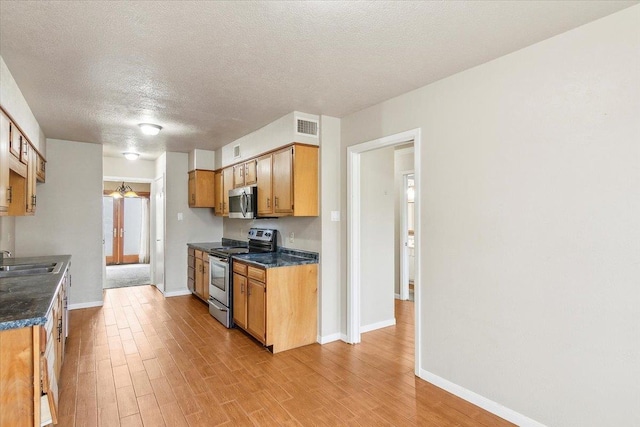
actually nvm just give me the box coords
[0,250,11,264]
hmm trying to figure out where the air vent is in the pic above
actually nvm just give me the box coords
[296,118,318,137]
[233,144,241,158]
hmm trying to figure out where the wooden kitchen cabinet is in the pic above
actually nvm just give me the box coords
[188,170,215,208]
[256,154,273,217]
[0,265,69,427]
[0,112,10,213]
[36,152,46,183]
[26,144,36,214]
[233,159,257,188]
[191,249,210,302]
[222,167,233,216]
[232,260,318,353]
[255,144,318,217]
[187,247,195,293]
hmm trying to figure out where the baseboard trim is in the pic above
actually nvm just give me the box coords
[419,369,547,427]
[68,301,103,310]
[360,318,396,333]
[317,333,342,344]
[164,289,192,298]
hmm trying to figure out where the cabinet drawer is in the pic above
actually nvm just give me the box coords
[247,266,266,282]
[195,249,203,260]
[233,262,247,276]
[188,247,195,257]
[188,267,195,280]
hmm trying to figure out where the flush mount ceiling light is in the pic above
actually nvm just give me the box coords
[138,123,162,136]
[109,182,138,199]
[123,152,139,160]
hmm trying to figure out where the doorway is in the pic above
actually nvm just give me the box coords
[347,128,422,375]
[103,180,151,289]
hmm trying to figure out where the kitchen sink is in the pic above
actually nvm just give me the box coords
[0,262,62,278]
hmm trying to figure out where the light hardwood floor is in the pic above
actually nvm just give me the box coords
[56,285,513,426]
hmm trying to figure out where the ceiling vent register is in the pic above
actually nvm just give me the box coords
[296,118,318,137]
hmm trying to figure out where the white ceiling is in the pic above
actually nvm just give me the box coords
[0,1,636,160]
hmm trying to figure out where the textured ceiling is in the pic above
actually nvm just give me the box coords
[0,1,636,160]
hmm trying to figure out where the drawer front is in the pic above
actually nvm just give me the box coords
[233,262,247,276]
[195,249,203,260]
[247,266,266,283]
[188,247,195,257]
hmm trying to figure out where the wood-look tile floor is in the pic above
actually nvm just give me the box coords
[56,285,514,426]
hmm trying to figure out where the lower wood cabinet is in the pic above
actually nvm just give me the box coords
[0,265,69,427]
[232,260,317,353]
[189,248,209,302]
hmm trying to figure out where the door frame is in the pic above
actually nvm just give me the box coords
[400,170,414,301]
[347,128,422,375]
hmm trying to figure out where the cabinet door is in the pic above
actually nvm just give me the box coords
[244,160,257,186]
[36,153,46,183]
[222,167,233,216]
[233,273,247,329]
[194,257,204,297]
[203,260,210,301]
[26,145,36,214]
[8,122,22,161]
[247,279,266,343]
[273,147,293,214]
[233,164,244,188]
[188,171,196,206]
[214,170,223,216]
[0,114,9,213]
[256,154,273,216]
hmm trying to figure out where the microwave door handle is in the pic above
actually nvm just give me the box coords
[241,191,248,217]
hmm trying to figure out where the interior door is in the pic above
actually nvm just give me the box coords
[104,196,146,265]
[154,176,165,292]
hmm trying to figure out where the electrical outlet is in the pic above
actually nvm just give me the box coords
[289,232,294,243]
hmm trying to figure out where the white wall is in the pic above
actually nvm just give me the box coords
[340,6,640,427]
[0,55,46,254]
[319,115,342,341]
[15,139,103,307]
[0,55,45,153]
[163,152,223,294]
[359,147,395,331]
[394,147,414,295]
[103,156,156,180]
[217,111,319,168]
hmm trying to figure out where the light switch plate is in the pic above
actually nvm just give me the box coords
[177,212,183,221]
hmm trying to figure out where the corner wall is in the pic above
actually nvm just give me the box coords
[15,139,103,307]
[340,6,640,427]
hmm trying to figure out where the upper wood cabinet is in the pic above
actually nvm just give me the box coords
[0,108,43,217]
[257,144,318,217]
[36,153,46,183]
[233,159,257,188]
[222,167,233,216]
[0,113,10,214]
[256,154,273,216]
[188,170,215,208]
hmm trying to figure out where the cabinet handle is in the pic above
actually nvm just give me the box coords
[32,194,36,207]
[120,228,124,238]
[274,197,278,208]
[7,186,11,203]
[241,283,244,293]
[266,197,270,208]
[57,318,62,342]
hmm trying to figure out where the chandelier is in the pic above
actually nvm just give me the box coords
[109,182,138,198]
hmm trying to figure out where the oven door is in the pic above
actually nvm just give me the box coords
[208,255,229,306]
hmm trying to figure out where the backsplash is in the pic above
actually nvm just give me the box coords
[223,217,320,253]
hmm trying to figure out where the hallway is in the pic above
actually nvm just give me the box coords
[56,286,513,426]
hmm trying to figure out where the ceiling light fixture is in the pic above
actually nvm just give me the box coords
[123,152,139,160]
[109,182,139,199]
[138,123,162,136]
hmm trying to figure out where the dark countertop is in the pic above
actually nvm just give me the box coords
[233,248,318,268]
[0,255,71,331]
[188,239,247,254]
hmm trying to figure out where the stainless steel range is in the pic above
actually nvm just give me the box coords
[207,228,277,327]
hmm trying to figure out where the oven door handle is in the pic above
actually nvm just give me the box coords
[208,298,228,312]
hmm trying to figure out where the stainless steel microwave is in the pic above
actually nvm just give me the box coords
[228,186,257,219]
